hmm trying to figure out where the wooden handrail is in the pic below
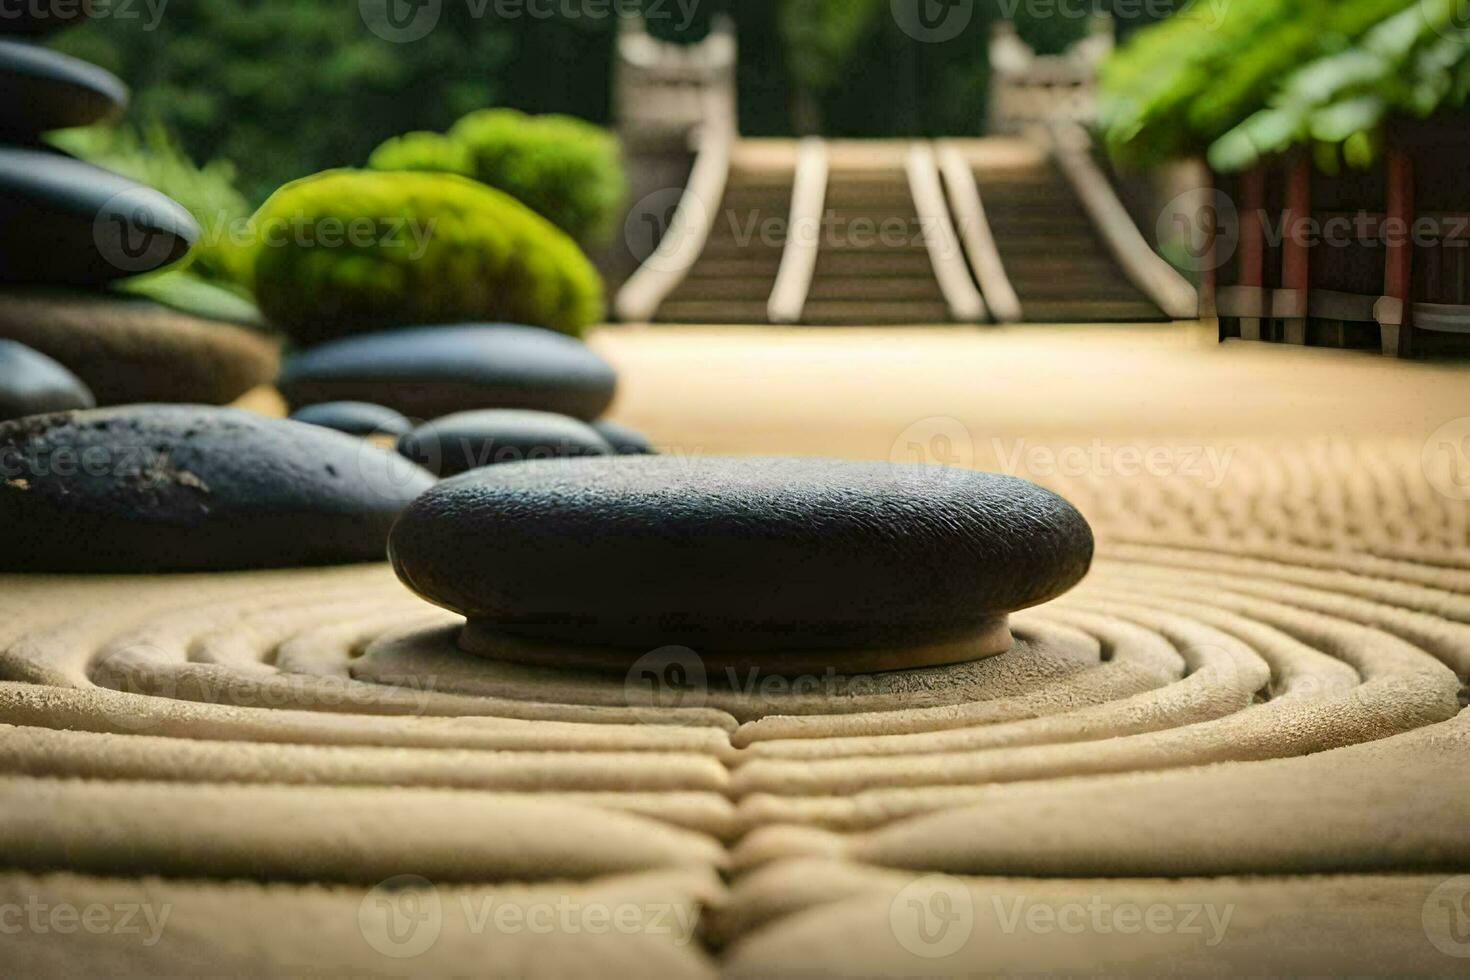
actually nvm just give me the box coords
[936,140,1022,324]
[1048,121,1198,321]
[905,143,987,323]
[614,100,735,324]
[767,137,828,325]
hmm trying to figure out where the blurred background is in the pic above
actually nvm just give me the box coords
[50,0,1176,204]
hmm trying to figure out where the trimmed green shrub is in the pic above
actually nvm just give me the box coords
[367,131,474,179]
[370,109,626,245]
[249,170,604,346]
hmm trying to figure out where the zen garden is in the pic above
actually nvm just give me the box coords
[1,1,1469,977]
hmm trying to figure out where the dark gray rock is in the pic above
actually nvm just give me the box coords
[0,40,126,138]
[278,324,617,422]
[0,148,198,287]
[0,339,94,421]
[398,409,612,477]
[290,401,412,439]
[0,406,435,572]
[390,455,1094,653]
[591,420,655,455]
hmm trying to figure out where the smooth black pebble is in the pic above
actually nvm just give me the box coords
[398,409,612,478]
[278,323,617,422]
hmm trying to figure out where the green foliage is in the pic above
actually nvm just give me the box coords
[52,0,520,202]
[50,122,255,288]
[1101,0,1470,170]
[778,0,884,96]
[369,109,627,246]
[249,170,604,345]
[367,132,474,178]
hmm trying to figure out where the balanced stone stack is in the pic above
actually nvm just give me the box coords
[0,19,277,418]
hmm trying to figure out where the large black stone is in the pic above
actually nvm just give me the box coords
[390,456,1094,665]
[0,339,94,420]
[0,406,435,572]
[398,409,612,477]
[0,40,126,138]
[278,324,617,422]
[290,401,412,439]
[0,149,198,287]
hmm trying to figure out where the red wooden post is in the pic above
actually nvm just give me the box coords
[1236,164,1266,340]
[1381,145,1415,357]
[1279,152,1312,343]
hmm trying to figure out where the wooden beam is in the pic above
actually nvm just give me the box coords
[1279,152,1311,345]
[1381,145,1415,358]
[1235,164,1266,341]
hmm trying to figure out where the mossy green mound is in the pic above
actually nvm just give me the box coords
[249,169,604,346]
[370,109,626,245]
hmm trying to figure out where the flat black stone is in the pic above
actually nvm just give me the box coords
[398,409,612,477]
[0,148,197,287]
[0,338,94,421]
[390,455,1094,653]
[0,406,435,572]
[290,401,412,439]
[591,419,655,455]
[0,39,126,138]
[278,324,617,422]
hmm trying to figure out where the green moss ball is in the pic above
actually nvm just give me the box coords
[249,169,604,345]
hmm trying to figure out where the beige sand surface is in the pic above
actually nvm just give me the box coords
[2,323,1468,974]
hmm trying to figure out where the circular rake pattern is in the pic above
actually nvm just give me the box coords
[1,437,1468,975]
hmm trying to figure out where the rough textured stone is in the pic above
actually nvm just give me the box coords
[0,147,196,286]
[399,410,612,477]
[0,339,94,421]
[0,290,279,405]
[290,402,412,439]
[390,456,1094,656]
[0,40,126,137]
[592,420,656,455]
[278,323,617,422]
[0,406,435,572]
